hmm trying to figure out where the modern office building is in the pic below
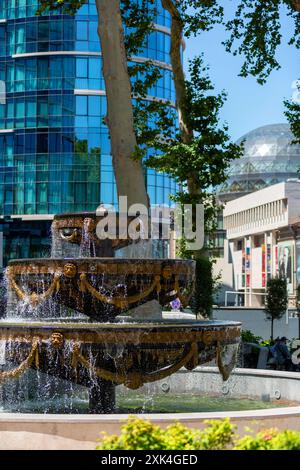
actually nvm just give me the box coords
[0,0,177,267]
[221,181,300,308]
[212,123,300,259]
[213,123,300,304]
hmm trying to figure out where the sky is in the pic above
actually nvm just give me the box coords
[183,1,299,142]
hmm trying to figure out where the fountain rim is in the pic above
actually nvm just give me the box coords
[8,258,196,265]
[54,212,101,219]
[53,212,144,219]
[0,319,242,330]
[0,319,241,346]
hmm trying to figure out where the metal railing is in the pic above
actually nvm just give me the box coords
[224,290,267,307]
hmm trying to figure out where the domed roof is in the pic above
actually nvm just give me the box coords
[220,124,300,199]
[236,123,299,161]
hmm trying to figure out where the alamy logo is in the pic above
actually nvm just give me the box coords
[95,197,204,251]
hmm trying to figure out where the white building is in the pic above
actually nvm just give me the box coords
[217,180,300,307]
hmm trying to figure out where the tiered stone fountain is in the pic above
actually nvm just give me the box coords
[0,212,241,413]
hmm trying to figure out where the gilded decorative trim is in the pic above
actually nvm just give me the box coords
[8,259,195,276]
[8,260,195,311]
[7,268,61,307]
[79,273,162,309]
[0,338,40,383]
[72,341,199,390]
[0,329,240,387]
[0,326,241,346]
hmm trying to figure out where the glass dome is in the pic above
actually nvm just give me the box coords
[220,123,300,199]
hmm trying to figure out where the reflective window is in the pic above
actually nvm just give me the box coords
[0,0,177,219]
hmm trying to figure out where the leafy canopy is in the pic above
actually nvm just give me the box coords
[224,0,300,84]
[146,56,243,201]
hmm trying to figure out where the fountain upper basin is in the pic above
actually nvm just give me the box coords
[7,258,195,321]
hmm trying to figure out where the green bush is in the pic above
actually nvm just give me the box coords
[241,329,262,344]
[96,417,235,451]
[96,417,300,451]
[234,429,278,450]
[235,429,300,450]
[96,417,166,450]
[192,418,235,450]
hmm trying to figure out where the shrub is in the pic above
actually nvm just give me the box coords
[234,429,278,450]
[241,329,262,344]
[96,417,235,451]
[96,417,166,450]
[96,417,300,451]
[235,429,300,450]
[193,418,235,450]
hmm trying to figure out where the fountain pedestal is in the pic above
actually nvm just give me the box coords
[89,378,116,414]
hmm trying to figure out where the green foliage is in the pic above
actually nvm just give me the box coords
[164,0,224,38]
[121,0,155,56]
[234,428,279,450]
[284,82,300,144]
[260,339,272,347]
[265,277,288,321]
[96,417,300,451]
[265,277,288,339]
[272,430,300,449]
[96,417,235,451]
[145,56,243,220]
[224,0,300,84]
[146,57,243,194]
[235,428,300,450]
[192,418,235,450]
[37,0,85,15]
[241,330,263,345]
[190,255,215,318]
[96,417,166,450]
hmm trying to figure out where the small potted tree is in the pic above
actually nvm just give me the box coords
[265,277,288,341]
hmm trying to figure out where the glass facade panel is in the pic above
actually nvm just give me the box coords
[0,0,177,264]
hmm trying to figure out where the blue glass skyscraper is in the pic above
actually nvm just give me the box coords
[0,0,177,266]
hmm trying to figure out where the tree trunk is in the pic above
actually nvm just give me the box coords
[95,0,149,209]
[291,1,300,13]
[271,317,274,341]
[161,0,193,147]
[161,0,200,198]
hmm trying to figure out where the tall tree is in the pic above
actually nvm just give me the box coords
[160,0,224,198]
[38,0,149,208]
[146,56,243,207]
[145,55,243,257]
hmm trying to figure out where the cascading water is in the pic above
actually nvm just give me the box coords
[0,212,241,414]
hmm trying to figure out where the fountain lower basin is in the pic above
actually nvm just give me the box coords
[0,319,241,412]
